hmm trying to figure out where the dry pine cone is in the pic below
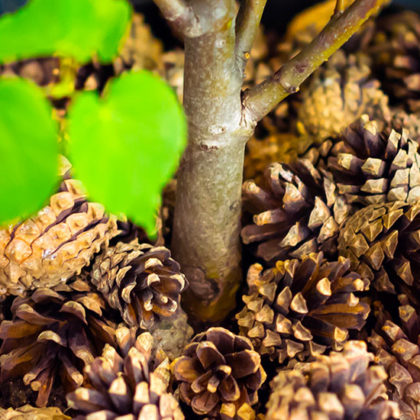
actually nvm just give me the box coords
[266,340,399,419]
[369,296,420,420]
[241,159,351,262]
[90,239,187,329]
[67,325,184,420]
[297,50,391,143]
[0,178,117,298]
[338,201,420,300]
[173,327,266,419]
[236,252,370,364]
[329,116,420,208]
[0,279,117,407]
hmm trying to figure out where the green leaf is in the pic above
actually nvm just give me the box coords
[67,71,187,234]
[0,0,132,64]
[0,77,59,224]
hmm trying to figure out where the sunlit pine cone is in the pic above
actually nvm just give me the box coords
[368,297,420,420]
[0,57,61,87]
[297,50,391,144]
[266,340,400,420]
[244,133,301,182]
[0,177,118,298]
[173,327,266,419]
[113,13,163,75]
[338,201,420,299]
[0,405,69,420]
[90,239,187,330]
[369,11,420,113]
[236,252,369,365]
[67,325,184,420]
[0,279,117,407]
[241,159,351,262]
[329,116,420,208]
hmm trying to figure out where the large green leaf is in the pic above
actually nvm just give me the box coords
[0,0,131,64]
[0,78,59,224]
[67,70,187,234]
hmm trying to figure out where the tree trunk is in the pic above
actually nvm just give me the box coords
[171,1,253,321]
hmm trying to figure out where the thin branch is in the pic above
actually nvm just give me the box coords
[153,0,201,38]
[242,0,390,124]
[334,0,346,16]
[235,0,267,73]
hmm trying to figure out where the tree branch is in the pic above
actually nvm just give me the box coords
[242,0,390,124]
[235,0,267,73]
[153,0,201,38]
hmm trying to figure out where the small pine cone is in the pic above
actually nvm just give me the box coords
[0,405,69,420]
[241,159,351,262]
[368,297,420,419]
[266,340,400,420]
[236,252,369,365]
[337,201,420,298]
[0,178,118,298]
[0,280,117,407]
[297,51,391,144]
[90,239,187,329]
[329,116,420,207]
[67,325,184,420]
[369,11,420,113]
[113,13,163,74]
[0,57,61,86]
[173,327,266,419]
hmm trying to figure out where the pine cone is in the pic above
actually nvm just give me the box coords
[241,159,351,262]
[113,13,163,74]
[337,201,420,299]
[297,51,391,144]
[236,252,369,364]
[67,325,184,419]
[369,11,420,113]
[329,116,420,208]
[90,239,187,329]
[266,340,400,420]
[368,296,420,419]
[390,110,420,143]
[0,280,117,407]
[0,405,69,420]
[173,327,266,419]
[0,177,118,298]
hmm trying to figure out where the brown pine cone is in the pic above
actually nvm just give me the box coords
[297,51,391,144]
[241,159,351,262]
[90,239,187,329]
[390,110,420,143]
[173,327,266,419]
[67,325,184,419]
[329,116,420,208]
[368,296,420,420]
[113,13,163,75]
[236,252,369,365]
[0,405,69,420]
[266,340,400,420]
[0,280,117,407]
[369,11,420,113]
[0,177,118,298]
[337,201,420,299]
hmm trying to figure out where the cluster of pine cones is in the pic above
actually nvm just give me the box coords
[1,3,420,420]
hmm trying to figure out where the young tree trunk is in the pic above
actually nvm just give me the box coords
[171,1,254,321]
